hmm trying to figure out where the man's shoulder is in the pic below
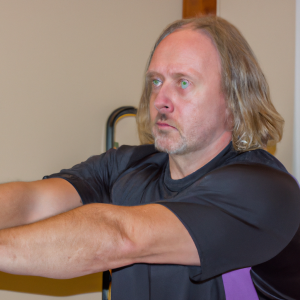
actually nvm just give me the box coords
[199,160,300,231]
[198,148,299,216]
[211,148,297,197]
[223,148,288,173]
[114,144,167,169]
[115,144,158,161]
[207,162,294,189]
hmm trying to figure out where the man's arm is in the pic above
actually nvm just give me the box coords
[0,203,200,279]
[0,178,82,229]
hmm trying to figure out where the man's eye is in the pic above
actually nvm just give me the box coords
[181,80,189,89]
[152,79,162,87]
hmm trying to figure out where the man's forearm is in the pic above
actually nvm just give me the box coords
[0,203,132,279]
[0,202,199,279]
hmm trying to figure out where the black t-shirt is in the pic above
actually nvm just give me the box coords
[44,143,300,300]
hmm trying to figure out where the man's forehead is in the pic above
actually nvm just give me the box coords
[148,29,221,77]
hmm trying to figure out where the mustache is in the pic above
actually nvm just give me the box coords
[155,113,177,124]
[155,113,167,122]
[153,113,178,129]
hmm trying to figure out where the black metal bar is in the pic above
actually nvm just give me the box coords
[103,106,137,300]
[106,106,138,151]
[102,271,111,300]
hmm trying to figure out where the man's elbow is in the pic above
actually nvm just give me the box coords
[83,204,140,272]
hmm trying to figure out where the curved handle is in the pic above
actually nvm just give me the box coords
[106,106,138,151]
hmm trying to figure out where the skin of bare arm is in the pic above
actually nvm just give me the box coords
[0,178,82,229]
[0,203,199,279]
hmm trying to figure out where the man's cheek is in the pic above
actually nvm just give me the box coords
[149,106,157,123]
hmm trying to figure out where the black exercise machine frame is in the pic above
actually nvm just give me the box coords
[103,106,137,300]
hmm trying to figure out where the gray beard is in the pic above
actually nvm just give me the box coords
[152,113,189,155]
[153,134,188,155]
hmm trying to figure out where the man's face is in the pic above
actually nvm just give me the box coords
[148,29,230,155]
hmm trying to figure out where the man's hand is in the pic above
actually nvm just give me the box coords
[0,203,200,279]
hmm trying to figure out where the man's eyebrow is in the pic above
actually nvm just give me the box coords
[145,71,162,80]
[172,68,203,80]
[146,70,201,81]
[172,72,193,80]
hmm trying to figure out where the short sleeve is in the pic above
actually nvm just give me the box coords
[157,163,300,282]
[43,145,157,204]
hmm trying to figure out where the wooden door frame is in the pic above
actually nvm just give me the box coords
[182,0,217,18]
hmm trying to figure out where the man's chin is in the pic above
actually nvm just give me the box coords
[154,139,187,155]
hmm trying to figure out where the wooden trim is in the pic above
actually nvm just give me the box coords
[183,0,217,19]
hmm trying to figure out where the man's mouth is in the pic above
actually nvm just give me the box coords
[156,121,177,130]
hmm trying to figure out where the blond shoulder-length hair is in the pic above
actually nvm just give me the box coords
[136,16,284,152]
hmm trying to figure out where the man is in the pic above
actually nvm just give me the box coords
[0,16,299,300]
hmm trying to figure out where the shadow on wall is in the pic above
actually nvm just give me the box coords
[0,272,102,296]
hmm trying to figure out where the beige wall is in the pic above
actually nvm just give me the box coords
[218,0,296,173]
[0,0,182,183]
[0,0,181,299]
[294,0,300,180]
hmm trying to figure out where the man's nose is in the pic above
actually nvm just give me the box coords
[153,84,174,114]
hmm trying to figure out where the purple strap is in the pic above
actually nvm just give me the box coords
[222,268,259,300]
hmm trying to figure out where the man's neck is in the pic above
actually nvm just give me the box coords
[168,133,232,180]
